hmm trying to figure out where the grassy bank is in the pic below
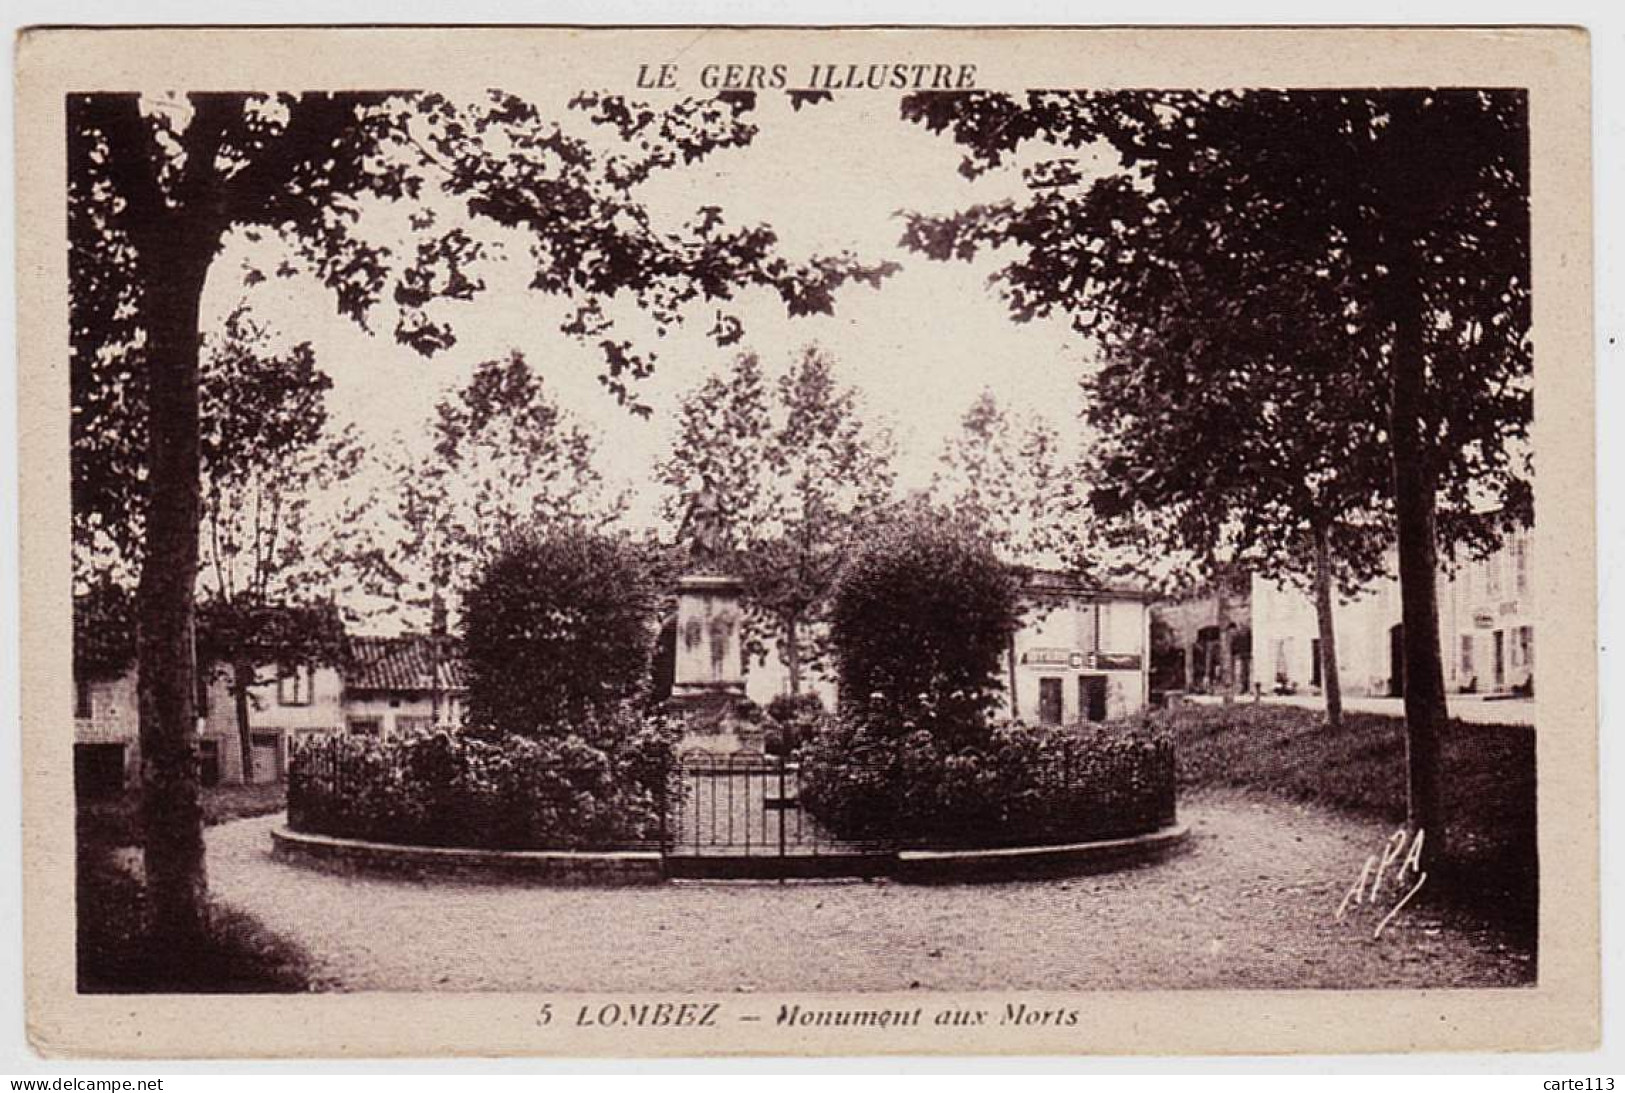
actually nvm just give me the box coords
[78,781,323,993]
[1152,702,1536,938]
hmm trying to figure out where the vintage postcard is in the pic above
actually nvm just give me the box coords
[15,25,1595,1057]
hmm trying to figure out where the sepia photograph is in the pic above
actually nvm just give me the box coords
[15,25,1596,1058]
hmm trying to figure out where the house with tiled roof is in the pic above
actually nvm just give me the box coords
[341,635,465,739]
[73,631,465,795]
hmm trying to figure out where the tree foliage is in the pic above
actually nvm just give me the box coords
[933,389,1075,568]
[69,85,898,941]
[73,576,138,680]
[461,529,665,737]
[897,87,1531,833]
[829,509,1021,747]
[898,88,1530,554]
[359,350,627,633]
[659,347,896,692]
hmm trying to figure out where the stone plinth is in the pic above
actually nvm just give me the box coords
[667,572,760,755]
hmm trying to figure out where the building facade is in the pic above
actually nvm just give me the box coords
[1155,527,1533,701]
[1005,571,1150,724]
[72,633,465,796]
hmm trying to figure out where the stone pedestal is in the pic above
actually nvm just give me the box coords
[667,573,762,755]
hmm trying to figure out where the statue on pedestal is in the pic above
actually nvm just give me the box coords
[679,479,729,570]
[669,478,759,755]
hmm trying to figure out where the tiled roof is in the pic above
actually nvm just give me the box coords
[344,635,465,693]
[1020,567,1149,600]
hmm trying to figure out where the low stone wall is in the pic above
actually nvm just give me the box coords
[272,822,1189,885]
[270,827,665,886]
[892,823,1191,884]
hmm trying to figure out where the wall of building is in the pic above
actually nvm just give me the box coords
[1251,575,1400,698]
[73,672,141,786]
[1442,528,1533,694]
[1249,528,1532,698]
[75,663,354,789]
[1151,583,1253,695]
[341,692,463,741]
[1006,595,1148,723]
[733,593,1151,726]
[198,665,345,785]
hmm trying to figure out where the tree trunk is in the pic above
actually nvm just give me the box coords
[1216,574,1234,705]
[785,615,801,696]
[1312,525,1344,729]
[1008,632,1020,718]
[231,657,256,785]
[135,235,213,946]
[429,588,446,725]
[1385,244,1448,843]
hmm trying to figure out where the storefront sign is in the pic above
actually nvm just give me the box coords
[1021,649,1144,671]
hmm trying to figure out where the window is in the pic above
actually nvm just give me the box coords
[396,715,433,736]
[277,666,314,706]
[1518,626,1534,671]
[1514,539,1529,596]
[74,676,92,719]
[1486,555,1501,598]
[1460,634,1475,678]
[347,717,382,737]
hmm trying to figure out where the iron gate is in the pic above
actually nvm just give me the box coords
[661,754,890,878]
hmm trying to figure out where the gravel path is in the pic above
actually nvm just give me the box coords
[205,790,1533,992]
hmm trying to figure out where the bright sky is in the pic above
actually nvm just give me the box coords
[197,91,1097,536]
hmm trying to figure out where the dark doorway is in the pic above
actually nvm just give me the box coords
[1038,677,1064,725]
[74,743,126,800]
[1388,623,1406,698]
[1079,675,1108,722]
[1310,637,1323,687]
[199,738,221,788]
[1494,630,1506,690]
[250,731,283,783]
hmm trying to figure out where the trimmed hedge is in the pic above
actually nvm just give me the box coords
[798,718,1176,848]
[829,512,1022,748]
[288,708,680,851]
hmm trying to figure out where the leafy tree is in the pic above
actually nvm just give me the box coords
[659,347,896,693]
[363,349,626,635]
[461,529,664,736]
[1086,317,1395,722]
[73,576,137,682]
[69,87,896,943]
[829,509,1022,747]
[190,308,357,774]
[933,389,1072,567]
[898,88,1530,839]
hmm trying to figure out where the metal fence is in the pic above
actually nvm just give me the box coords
[288,733,669,851]
[662,753,874,858]
[288,731,1176,871]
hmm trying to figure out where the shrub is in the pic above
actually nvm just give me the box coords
[828,512,1021,748]
[798,716,1175,848]
[287,706,682,851]
[462,529,664,737]
[763,692,827,757]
